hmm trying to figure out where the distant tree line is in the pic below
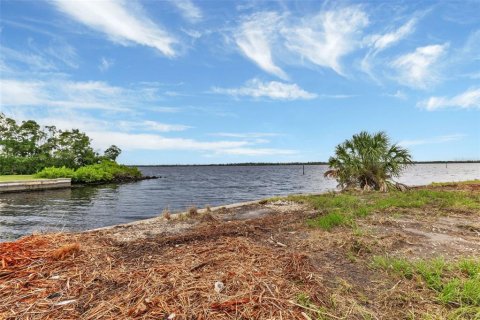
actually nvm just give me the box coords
[0,113,121,175]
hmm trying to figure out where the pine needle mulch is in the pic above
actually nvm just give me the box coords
[0,215,331,320]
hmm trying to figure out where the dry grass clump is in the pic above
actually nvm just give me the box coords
[50,243,81,260]
[187,205,198,217]
[162,207,171,220]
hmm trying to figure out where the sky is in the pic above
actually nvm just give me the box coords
[0,0,479,164]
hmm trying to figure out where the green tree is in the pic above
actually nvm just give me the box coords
[0,113,101,174]
[53,129,98,168]
[103,145,122,161]
[324,131,412,191]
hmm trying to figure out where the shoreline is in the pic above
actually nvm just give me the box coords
[0,178,71,193]
[0,175,159,194]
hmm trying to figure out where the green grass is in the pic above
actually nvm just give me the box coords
[0,175,39,182]
[371,255,414,279]
[371,256,480,312]
[275,188,480,231]
[307,210,348,230]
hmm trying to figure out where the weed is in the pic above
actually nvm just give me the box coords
[372,256,480,310]
[307,211,347,231]
[295,292,327,319]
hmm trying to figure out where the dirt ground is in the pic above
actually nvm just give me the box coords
[1,184,479,319]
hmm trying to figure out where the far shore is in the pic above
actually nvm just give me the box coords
[135,160,480,167]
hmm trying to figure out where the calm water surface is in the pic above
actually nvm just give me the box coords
[1,164,479,241]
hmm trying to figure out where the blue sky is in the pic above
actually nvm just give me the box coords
[0,0,479,164]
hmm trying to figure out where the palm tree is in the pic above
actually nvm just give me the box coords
[324,131,412,191]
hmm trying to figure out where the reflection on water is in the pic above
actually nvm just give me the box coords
[1,163,479,241]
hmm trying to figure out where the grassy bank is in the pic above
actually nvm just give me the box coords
[0,175,37,182]
[1,181,479,319]
[272,187,480,231]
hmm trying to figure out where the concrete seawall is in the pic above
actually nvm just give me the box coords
[0,178,71,193]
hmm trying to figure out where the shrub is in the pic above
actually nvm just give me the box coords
[35,166,75,179]
[34,161,142,184]
[72,161,141,183]
[73,165,113,183]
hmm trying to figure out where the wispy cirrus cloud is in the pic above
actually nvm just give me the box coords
[1,42,78,71]
[366,18,417,51]
[282,6,369,76]
[51,0,177,57]
[391,43,448,89]
[399,134,466,147]
[361,18,417,79]
[212,78,317,100]
[418,87,480,110]
[234,6,369,79]
[170,0,203,23]
[235,12,287,79]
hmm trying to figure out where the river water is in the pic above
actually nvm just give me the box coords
[1,163,479,241]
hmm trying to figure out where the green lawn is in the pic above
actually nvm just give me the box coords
[0,175,40,182]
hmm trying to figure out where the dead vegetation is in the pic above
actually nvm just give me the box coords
[1,181,479,319]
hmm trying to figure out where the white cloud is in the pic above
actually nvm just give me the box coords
[399,134,466,147]
[235,12,287,79]
[234,6,368,78]
[142,120,191,132]
[367,18,416,51]
[391,43,448,88]
[1,46,57,71]
[418,88,480,111]
[1,42,78,71]
[282,6,369,76]
[0,79,46,106]
[88,131,249,151]
[52,0,177,57]
[361,18,417,79]
[99,57,114,72]
[170,0,202,23]
[0,79,127,111]
[212,78,316,100]
[41,41,79,69]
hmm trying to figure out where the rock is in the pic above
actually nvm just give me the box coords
[214,281,225,293]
